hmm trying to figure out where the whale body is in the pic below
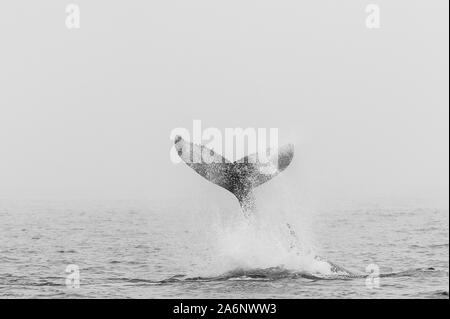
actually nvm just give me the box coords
[173,135,294,216]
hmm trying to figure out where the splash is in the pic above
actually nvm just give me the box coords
[204,195,350,278]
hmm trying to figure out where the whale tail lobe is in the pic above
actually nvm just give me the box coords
[173,135,294,215]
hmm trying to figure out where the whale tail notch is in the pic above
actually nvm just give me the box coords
[173,135,294,215]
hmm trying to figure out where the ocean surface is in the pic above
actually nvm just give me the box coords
[0,199,448,299]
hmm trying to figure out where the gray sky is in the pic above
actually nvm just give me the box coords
[0,1,448,208]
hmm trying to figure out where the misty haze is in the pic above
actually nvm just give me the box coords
[0,1,448,299]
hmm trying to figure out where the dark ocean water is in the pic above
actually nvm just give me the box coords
[0,200,448,298]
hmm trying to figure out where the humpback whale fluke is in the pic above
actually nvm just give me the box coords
[174,135,294,216]
[173,136,355,275]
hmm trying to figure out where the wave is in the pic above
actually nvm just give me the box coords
[157,266,446,284]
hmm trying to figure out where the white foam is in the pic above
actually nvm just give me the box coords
[209,212,336,276]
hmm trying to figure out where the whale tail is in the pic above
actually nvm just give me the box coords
[173,135,294,215]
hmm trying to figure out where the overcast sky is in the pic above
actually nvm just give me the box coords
[0,1,448,208]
